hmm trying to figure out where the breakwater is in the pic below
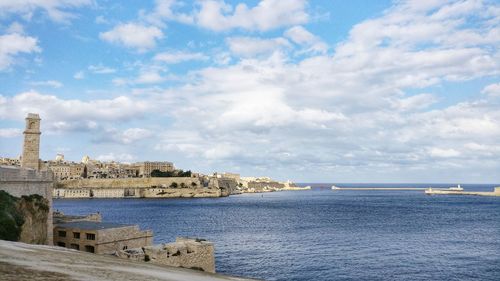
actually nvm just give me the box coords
[425,187,500,197]
[332,187,427,191]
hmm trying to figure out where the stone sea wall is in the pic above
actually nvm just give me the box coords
[54,177,224,199]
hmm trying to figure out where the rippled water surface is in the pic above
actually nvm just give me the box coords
[54,184,500,281]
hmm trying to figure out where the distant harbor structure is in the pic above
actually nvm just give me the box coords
[425,185,500,197]
[331,185,427,191]
[331,184,500,197]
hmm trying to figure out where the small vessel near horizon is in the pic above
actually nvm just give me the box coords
[331,185,340,190]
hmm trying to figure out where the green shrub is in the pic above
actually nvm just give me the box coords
[0,191,24,241]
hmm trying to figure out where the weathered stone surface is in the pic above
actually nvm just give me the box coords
[117,237,216,273]
[17,194,50,244]
[0,190,50,244]
[0,240,259,281]
[53,177,225,198]
[0,166,54,245]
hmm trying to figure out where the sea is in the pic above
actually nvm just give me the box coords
[53,183,500,281]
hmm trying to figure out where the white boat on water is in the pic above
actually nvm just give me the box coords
[331,185,340,190]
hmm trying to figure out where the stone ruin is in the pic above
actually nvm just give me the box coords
[115,237,215,273]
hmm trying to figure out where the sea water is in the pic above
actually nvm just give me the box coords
[54,184,500,281]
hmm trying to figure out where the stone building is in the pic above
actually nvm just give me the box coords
[0,113,54,245]
[21,113,41,170]
[53,221,153,254]
[138,161,174,177]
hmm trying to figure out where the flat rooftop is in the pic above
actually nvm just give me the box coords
[55,221,134,230]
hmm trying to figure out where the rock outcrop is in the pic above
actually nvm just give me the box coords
[0,190,50,244]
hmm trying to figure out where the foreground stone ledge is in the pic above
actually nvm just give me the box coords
[0,240,259,281]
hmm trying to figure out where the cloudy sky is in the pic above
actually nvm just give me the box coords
[1,0,499,183]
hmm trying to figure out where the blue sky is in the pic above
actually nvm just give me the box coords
[1,0,500,183]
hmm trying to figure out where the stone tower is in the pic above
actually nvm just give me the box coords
[21,113,41,170]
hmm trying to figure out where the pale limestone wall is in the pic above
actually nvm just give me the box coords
[97,226,153,254]
[53,225,153,255]
[92,188,125,198]
[59,177,201,189]
[0,166,54,245]
[117,237,216,273]
[21,113,41,170]
[54,177,224,198]
[140,187,221,198]
[53,188,90,198]
[145,238,215,273]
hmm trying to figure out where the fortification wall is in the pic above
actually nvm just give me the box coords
[58,177,201,189]
[0,166,54,245]
[54,177,223,198]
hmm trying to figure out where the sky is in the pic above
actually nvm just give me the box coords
[0,0,500,183]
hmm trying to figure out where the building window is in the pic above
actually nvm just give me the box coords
[57,242,66,247]
[70,244,80,250]
[73,232,80,239]
[58,231,66,237]
[86,233,96,240]
[84,245,95,253]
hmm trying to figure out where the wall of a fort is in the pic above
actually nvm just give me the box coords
[143,238,215,273]
[97,227,153,254]
[54,177,223,198]
[58,177,201,189]
[0,166,54,245]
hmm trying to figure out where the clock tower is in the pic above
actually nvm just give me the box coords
[21,113,41,170]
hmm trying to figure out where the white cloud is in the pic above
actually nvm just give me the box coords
[99,23,164,52]
[122,128,153,144]
[226,37,291,57]
[284,25,327,54]
[95,15,109,25]
[94,127,153,144]
[154,51,207,64]
[0,128,22,138]
[144,0,194,27]
[0,33,41,70]
[149,1,500,182]
[0,0,92,23]
[73,71,85,79]
[88,64,116,74]
[0,91,153,133]
[6,22,25,34]
[96,153,135,163]
[135,71,165,84]
[30,80,63,88]
[428,148,461,158]
[112,78,127,86]
[481,83,500,97]
[195,0,309,31]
